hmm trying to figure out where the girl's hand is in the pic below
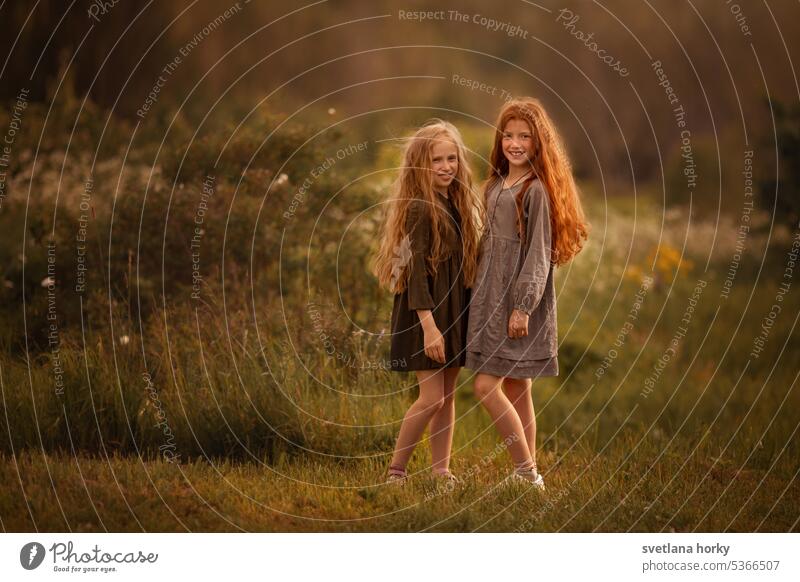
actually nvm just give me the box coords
[508,309,529,339]
[423,326,446,363]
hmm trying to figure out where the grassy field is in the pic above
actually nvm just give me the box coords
[2,196,798,532]
[0,117,798,532]
[1,424,797,532]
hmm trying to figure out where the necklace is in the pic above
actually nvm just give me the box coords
[502,169,533,190]
[489,170,535,234]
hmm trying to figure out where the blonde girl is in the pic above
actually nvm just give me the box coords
[466,98,589,489]
[373,120,482,484]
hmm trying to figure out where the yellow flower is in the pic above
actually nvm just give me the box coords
[645,243,693,284]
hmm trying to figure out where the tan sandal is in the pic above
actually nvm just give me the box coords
[386,466,408,485]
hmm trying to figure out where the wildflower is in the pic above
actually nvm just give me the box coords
[646,243,693,284]
[625,264,646,284]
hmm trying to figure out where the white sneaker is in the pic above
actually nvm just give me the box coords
[504,470,546,491]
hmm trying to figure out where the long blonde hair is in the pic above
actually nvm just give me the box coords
[486,98,589,265]
[373,120,483,292]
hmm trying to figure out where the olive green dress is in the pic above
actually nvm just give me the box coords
[389,192,470,372]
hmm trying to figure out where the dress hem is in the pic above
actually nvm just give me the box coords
[465,351,558,379]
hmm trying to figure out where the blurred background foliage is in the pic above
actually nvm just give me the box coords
[2,0,799,195]
[0,1,798,466]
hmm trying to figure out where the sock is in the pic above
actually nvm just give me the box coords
[514,459,537,476]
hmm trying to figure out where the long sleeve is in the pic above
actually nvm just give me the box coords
[513,181,552,315]
[405,200,435,310]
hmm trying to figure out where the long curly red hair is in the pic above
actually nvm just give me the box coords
[486,98,589,265]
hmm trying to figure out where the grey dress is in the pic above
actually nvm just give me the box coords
[465,178,558,379]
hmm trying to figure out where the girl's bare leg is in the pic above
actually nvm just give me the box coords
[473,373,534,467]
[502,378,537,470]
[389,369,445,471]
[429,367,460,474]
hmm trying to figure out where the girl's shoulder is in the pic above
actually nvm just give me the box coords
[405,196,432,226]
[479,175,499,198]
[487,175,503,192]
[525,177,546,194]
[407,195,428,213]
[408,192,449,216]
[521,179,552,221]
[523,178,549,204]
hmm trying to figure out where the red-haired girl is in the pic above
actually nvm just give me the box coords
[467,98,589,489]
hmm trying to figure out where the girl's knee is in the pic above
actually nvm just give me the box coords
[438,394,456,414]
[473,377,499,401]
[503,378,531,398]
[504,377,531,389]
[417,395,445,413]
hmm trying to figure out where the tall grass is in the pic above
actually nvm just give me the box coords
[2,205,797,479]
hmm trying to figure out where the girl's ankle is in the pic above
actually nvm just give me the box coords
[432,468,458,482]
[513,460,538,477]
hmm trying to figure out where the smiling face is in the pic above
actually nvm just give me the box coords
[501,118,535,171]
[430,138,459,191]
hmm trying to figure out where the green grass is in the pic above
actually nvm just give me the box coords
[2,270,799,532]
[2,426,797,532]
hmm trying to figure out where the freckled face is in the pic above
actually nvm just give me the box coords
[430,139,459,190]
[501,118,535,170]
